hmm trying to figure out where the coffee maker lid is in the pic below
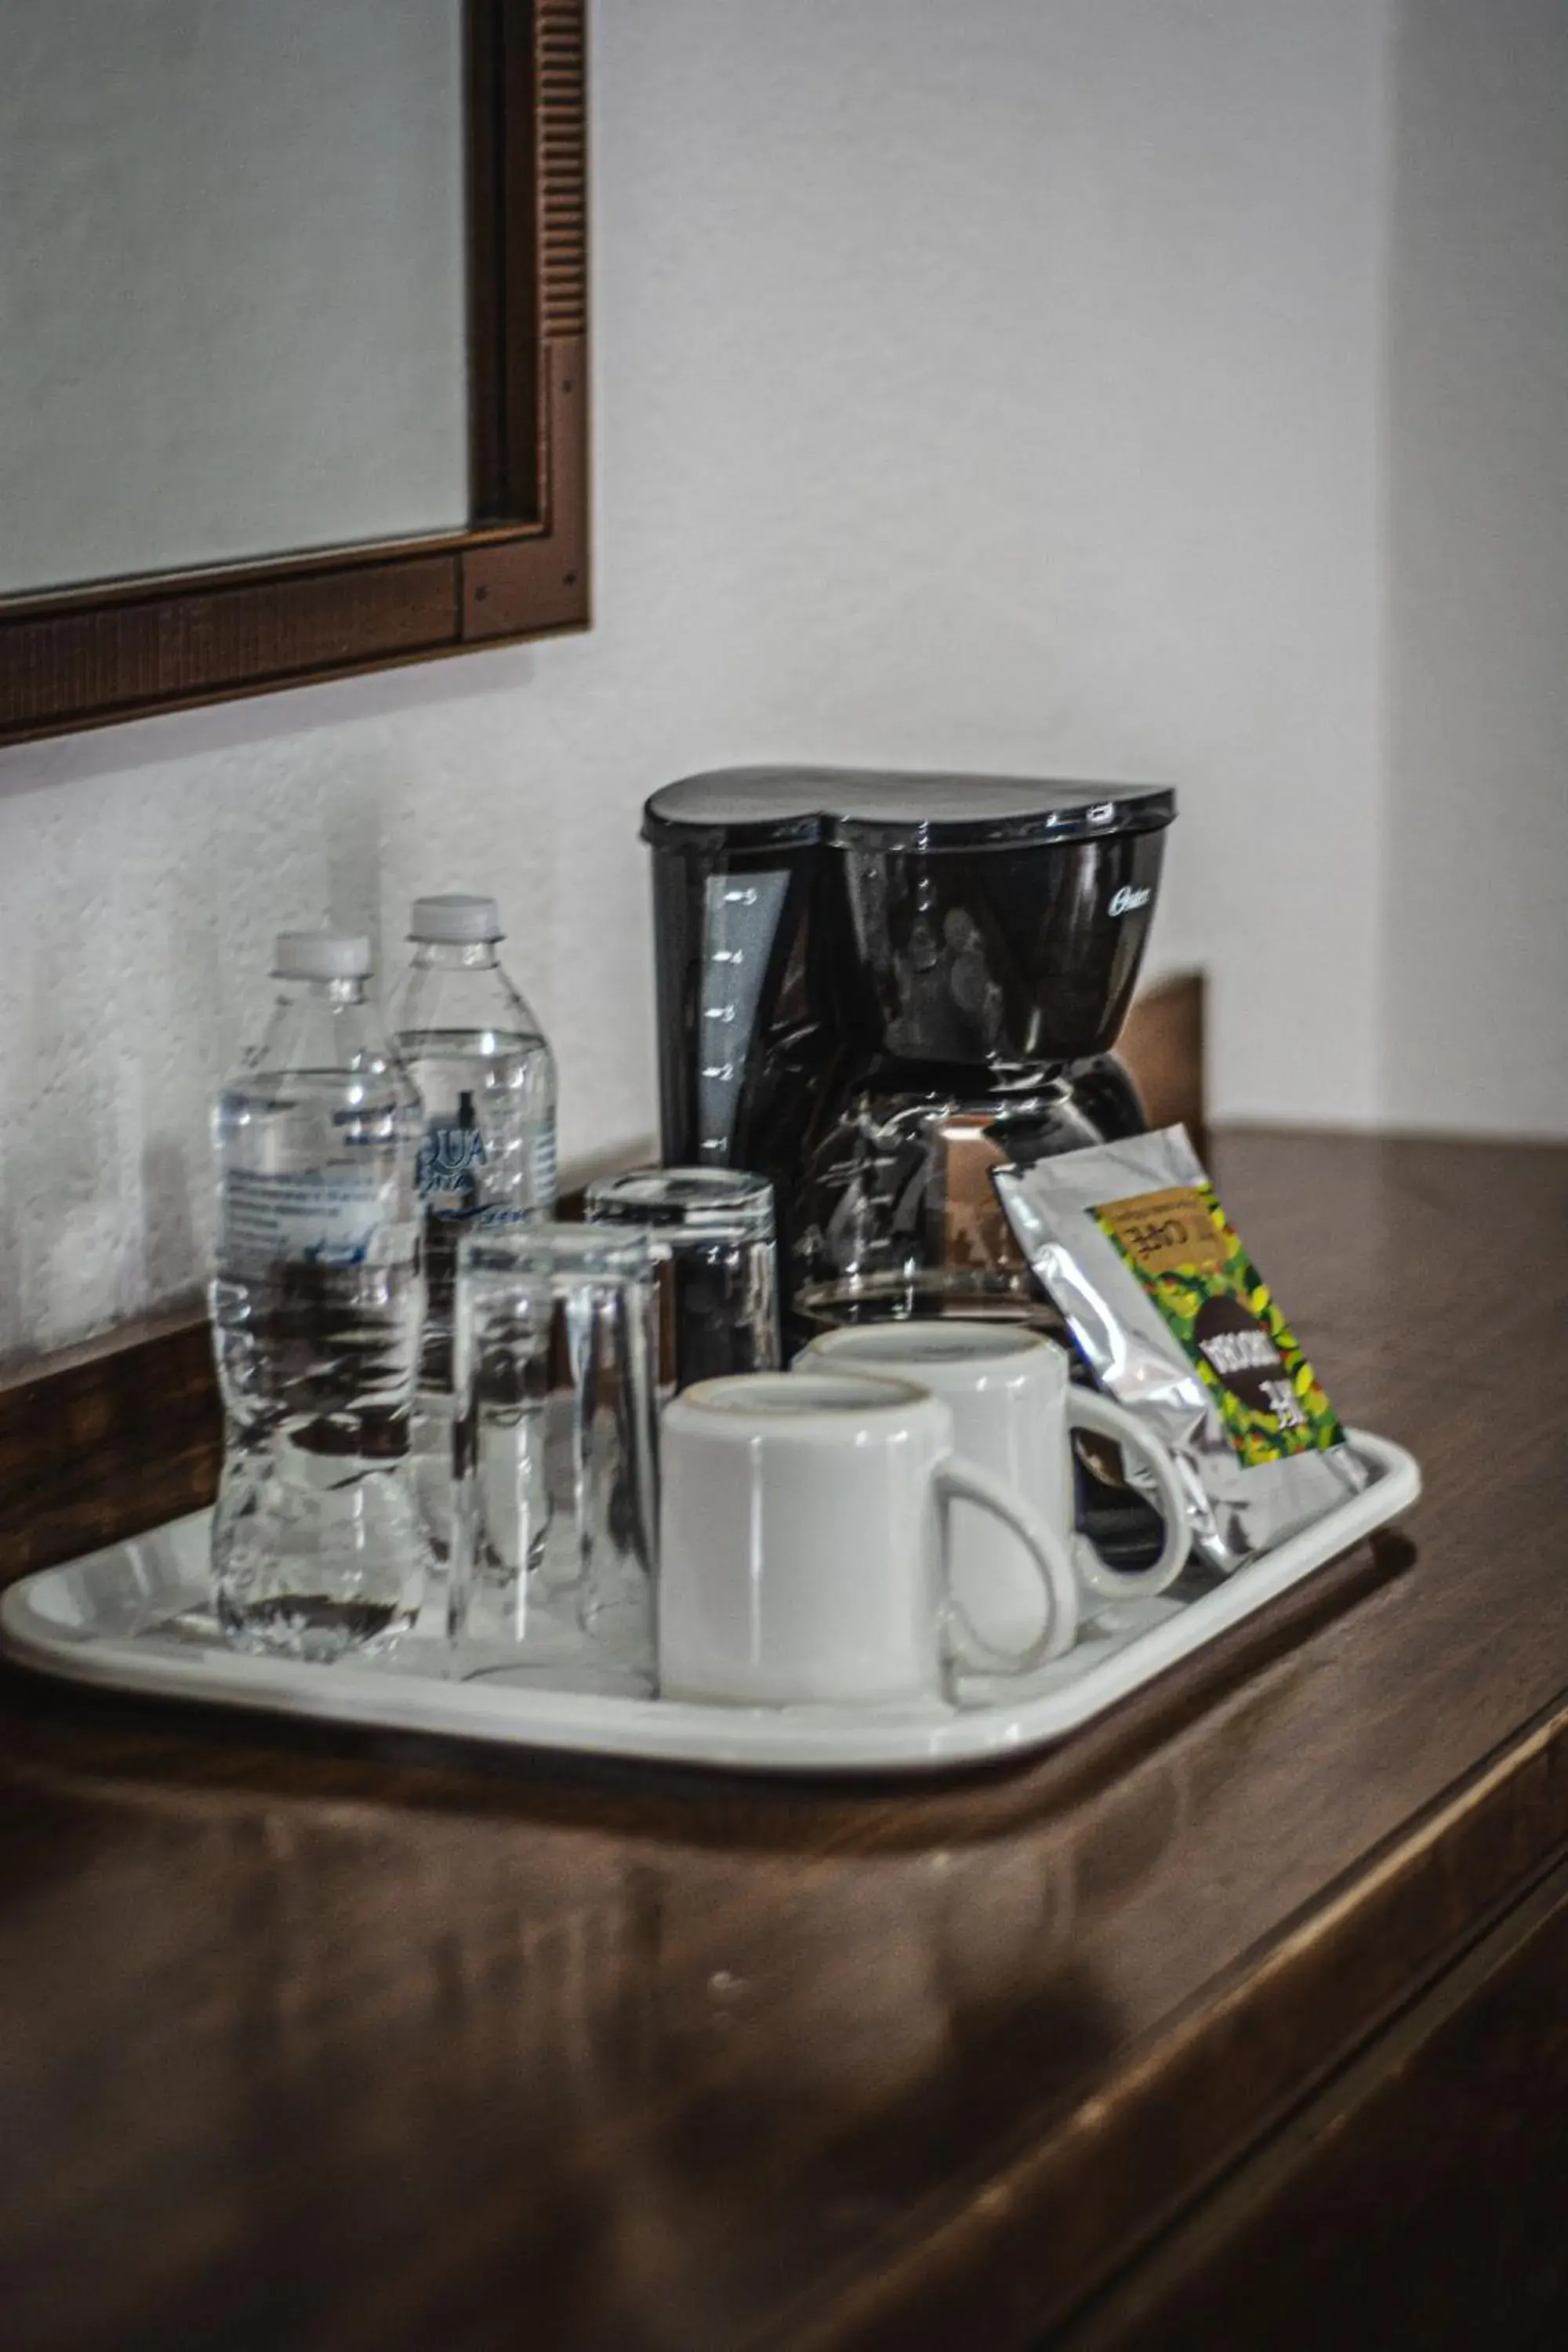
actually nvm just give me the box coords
[641,766,1175,850]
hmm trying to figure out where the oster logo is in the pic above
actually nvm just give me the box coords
[1109,884,1152,916]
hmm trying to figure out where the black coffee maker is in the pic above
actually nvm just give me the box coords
[643,767,1174,1342]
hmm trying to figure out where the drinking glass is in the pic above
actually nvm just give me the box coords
[583,1167,780,1394]
[451,1226,662,1693]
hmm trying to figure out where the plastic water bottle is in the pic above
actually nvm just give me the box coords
[392,894,558,1556]
[209,931,430,1658]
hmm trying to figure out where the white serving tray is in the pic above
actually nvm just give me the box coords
[0,1432,1417,1777]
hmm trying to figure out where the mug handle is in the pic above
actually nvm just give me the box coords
[936,1454,1080,1671]
[1066,1390,1191,1601]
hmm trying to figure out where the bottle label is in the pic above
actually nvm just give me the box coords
[532,1127,557,1210]
[222,1167,401,1269]
[416,1118,557,1219]
[418,1120,486,1218]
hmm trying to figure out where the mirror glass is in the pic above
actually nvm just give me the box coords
[0,0,467,597]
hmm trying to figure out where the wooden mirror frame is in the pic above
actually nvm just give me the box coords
[0,0,588,748]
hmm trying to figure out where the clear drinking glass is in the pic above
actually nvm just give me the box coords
[583,1167,780,1395]
[451,1225,662,1693]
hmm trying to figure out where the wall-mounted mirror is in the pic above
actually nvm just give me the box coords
[0,0,587,746]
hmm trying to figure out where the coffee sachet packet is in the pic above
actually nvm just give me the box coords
[994,1127,1364,1573]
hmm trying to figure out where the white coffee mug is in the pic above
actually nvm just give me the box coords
[799,1323,1190,1651]
[658,1370,1080,1706]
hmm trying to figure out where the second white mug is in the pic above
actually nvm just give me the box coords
[798,1322,1191,1654]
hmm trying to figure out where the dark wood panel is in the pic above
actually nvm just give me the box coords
[466,0,524,519]
[0,0,589,747]
[779,1690,1568,2352]
[465,0,589,522]
[0,557,458,736]
[0,1302,219,1587]
[1118,971,1205,1140]
[2,1132,1566,2352]
[1063,1852,1568,2350]
[536,0,590,343]
[463,339,590,637]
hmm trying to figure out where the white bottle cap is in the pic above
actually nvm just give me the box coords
[273,930,373,981]
[409,893,503,945]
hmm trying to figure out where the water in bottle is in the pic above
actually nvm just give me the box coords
[392,894,558,1559]
[210,931,429,1658]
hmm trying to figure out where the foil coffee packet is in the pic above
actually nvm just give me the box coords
[993,1127,1366,1573]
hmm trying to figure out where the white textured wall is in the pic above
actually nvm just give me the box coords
[1382,0,1568,1134]
[0,0,1393,1351]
